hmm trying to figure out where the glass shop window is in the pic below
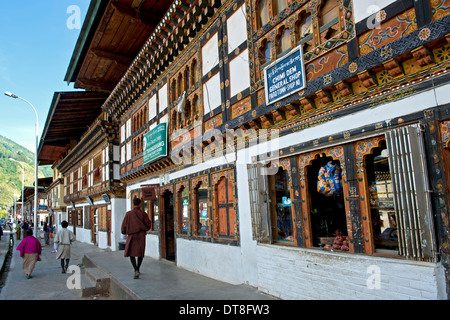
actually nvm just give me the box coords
[143,195,159,232]
[364,140,399,254]
[307,155,347,248]
[195,182,209,237]
[268,167,294,243]
[179,186,190,235]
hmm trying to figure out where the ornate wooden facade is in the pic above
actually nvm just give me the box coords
[59,0,450,299]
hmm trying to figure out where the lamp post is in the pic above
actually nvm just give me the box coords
[9,158,25,222]
[7,180,18,221]
[4,91,39,236]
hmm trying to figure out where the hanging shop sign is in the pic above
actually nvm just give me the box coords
[102,194,111,204]
[143,122,168,165]
[264,45,306,106]
[142,184,159,201]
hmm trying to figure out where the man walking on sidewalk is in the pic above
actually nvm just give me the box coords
[121,198,151,279]
[54,220,76,273]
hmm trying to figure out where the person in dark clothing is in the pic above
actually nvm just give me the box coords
[121,198,151,279]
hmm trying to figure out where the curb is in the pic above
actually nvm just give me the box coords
[83,254,141,300]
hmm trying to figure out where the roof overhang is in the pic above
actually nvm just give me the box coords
[38,91,109,165]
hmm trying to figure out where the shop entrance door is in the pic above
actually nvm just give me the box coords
[90,207,98,245]
[161,190,175,261]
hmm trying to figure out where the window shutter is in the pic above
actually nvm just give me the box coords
[385,124,437,262]
[247,163,271,243]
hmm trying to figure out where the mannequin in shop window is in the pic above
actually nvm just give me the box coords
[309,155,346,247]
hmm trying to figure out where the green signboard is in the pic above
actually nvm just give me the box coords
[143,122,168,165]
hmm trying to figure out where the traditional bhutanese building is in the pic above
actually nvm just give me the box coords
[45,0,450,299]
[38,0,174,248]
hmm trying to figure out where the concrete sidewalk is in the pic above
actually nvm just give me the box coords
[84,248,275,300]
[0,232,276,300]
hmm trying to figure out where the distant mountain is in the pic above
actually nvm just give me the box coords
[0,135,52,211]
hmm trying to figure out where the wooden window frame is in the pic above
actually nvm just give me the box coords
[212,170,237,239]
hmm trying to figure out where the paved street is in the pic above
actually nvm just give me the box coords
[0,229,277,302]
[0,230,105,300]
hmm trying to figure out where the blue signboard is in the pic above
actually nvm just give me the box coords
[264,45,306,106]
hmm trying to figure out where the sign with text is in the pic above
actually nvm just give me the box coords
[143,122,168,165]
[142,186,157,201]
[264,45,306,106]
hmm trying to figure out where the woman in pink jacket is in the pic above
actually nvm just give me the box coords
[16,229,42,279]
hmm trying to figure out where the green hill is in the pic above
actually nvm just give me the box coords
[0,135,52,213]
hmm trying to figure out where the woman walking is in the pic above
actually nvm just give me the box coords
[43,222,51,245]
[16,229,42,279]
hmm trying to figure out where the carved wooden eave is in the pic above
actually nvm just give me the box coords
[102,0,222,120]
[56,120,115,175]
[121,156,175,183]
[232,17,450,138]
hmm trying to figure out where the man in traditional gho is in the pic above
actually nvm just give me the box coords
[54,220,76,273]
[121,198,152,279]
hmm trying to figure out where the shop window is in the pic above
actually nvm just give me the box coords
[143,193,159,232]
[258,0,270,28]
[267,166,294,243]
[193,181,209,237]
[364,140,399,254]
[320,0,339,27]
[306,155,347,248]
[177,186,190,235]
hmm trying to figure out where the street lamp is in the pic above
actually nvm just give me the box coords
[4,91,39,236]
[8,158,25,222]
[7,180,18,221]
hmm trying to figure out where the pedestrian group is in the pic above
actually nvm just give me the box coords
[12,197,149,280]
[15,220,75,279]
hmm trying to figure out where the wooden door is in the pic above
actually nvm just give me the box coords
[216,177,236,237]
[90,207,96,244]
[106,209,111,246]
[160,191,175,261]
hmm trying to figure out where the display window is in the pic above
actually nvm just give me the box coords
[192,178,210,237]
[363,139,399,255]
[268,166,294,243]
[306,155,347,249]
[175,181,190,236]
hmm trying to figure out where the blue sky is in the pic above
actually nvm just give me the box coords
[0,0,90,152]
